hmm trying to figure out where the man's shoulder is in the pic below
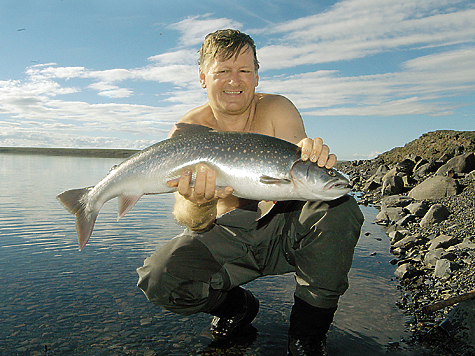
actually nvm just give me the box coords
[168,104,213,137]
[256,93,288,105]
[255,93,299,121]
[255,93,296,114]
[177,103,212,125]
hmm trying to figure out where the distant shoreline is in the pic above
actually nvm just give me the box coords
[0,147,140,158]
[0,146,353,163]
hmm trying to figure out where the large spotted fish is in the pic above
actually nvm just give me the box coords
[57,131,350,250]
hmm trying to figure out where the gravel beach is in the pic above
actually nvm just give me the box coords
[337,130,475,356]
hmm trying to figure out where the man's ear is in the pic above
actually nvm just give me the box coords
[199,68,207,88]
[255,71,259,87]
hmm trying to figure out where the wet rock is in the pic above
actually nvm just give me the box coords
[434,259,459,279]
[375,210,389,224]
[382,195,414,209]
[436,152,475,176]
[385,207,407,224]
[392,234,422,250]
[450,240,475,251]
[405,202,429,217]
[395,214,415,227]
[420,204,450,227]
[363,179,381,192]
[427,234,460,250]
[413,162,431,180]
[413,158,429,172]
[402,175,417,189]
[408,176,459,200]
[395,263,418,280]
[389,229,410,244]
[140,317,153,326]
[439,299,475,354]
[382,173,405,196]
[424,249,445,268]
[364,164,389,191]
[396,158,416,175]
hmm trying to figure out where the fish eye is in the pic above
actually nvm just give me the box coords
[327,169,336,177]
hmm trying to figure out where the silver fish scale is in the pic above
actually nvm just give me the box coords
[131,131,300,180]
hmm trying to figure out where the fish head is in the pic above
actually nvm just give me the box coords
[291,160,350,200]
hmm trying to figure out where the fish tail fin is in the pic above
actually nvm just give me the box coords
[57,187,97,251]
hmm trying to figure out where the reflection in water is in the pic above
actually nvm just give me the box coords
[0,154,422,355]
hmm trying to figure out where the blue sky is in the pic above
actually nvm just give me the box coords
[1,0,474,160]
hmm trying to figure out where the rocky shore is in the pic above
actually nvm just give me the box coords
[337,130,475,355]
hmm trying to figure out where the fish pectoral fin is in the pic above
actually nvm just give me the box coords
[118,194,143,220]
[166,178,180,188]
[259,175,292,184]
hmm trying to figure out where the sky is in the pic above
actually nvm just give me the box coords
[1,0,474,160]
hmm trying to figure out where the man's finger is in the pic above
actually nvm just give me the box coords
[193,165,208,197]
[298,138,313,161]
[215,186,234,199]
[310,137,324,163]
[317,144,329,167]
[325,154,337,169]
[204,169,217,200]
[177,168,193,197]
[166,178,180,188]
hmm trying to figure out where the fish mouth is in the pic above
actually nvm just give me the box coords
[324,179,349,190]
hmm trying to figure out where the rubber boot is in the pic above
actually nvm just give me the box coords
[288,296,337,356]
[207,287,259,340]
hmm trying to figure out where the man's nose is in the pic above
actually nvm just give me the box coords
[229,71,241,85]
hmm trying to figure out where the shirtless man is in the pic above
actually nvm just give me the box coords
[137,30,364,356]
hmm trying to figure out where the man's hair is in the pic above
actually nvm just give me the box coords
[199,29,259,71]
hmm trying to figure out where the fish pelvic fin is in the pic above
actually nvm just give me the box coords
[118,194,143,220]
[57,187,97,251]
[259,175,292,184]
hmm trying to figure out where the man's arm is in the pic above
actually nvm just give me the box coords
[172,193,218,231]
[167,120,234,231]
[168,165,233,231]
[263,95,337,168]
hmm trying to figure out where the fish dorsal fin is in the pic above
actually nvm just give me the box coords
[118,194,143,220]
[259,175,292,184]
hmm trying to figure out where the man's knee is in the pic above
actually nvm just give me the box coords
[291,196,364,307]
[136,234,225,315]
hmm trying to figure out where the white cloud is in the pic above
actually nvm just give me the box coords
[259,47,475,117]
[32,65,87,80]
[169,14,243,47]
[148,49,199,66]
[257,0,475,70]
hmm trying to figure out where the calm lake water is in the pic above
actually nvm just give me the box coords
[0,154,425,355]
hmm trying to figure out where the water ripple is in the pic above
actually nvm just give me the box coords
[0,154,413,356]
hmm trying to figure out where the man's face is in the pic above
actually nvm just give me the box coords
[199,46,259,116]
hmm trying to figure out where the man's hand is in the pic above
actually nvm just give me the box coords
[167,164,233,205]
[297,137,337,169]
